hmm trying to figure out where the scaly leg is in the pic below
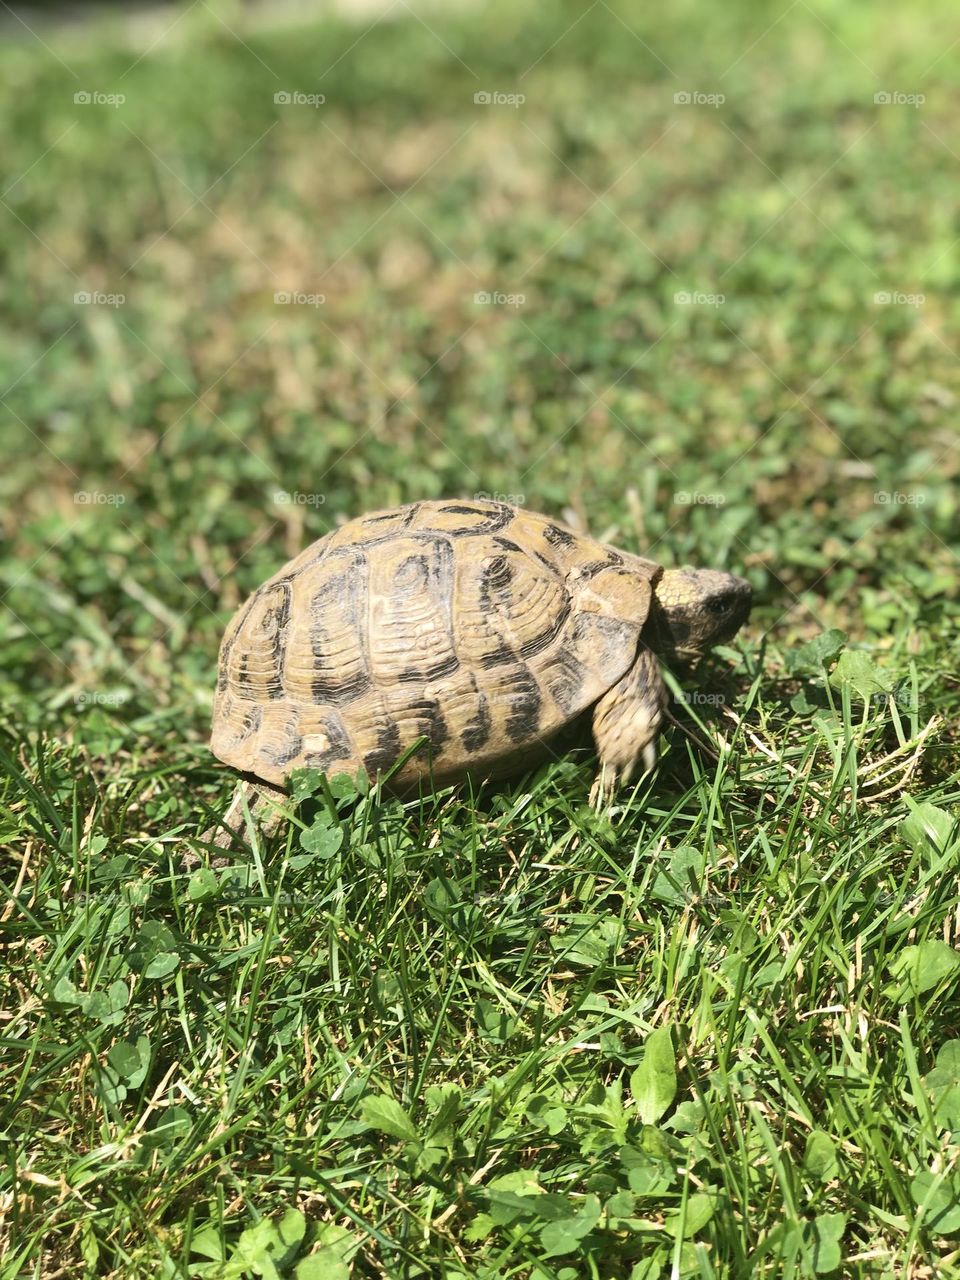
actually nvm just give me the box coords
[187,777,288,868]
[589,646,666,806]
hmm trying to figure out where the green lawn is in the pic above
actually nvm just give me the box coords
[2,0,960,1275]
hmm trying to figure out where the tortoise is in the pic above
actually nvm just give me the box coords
[206,499,751,843]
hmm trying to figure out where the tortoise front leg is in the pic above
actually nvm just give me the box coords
[181,779,289,872]
[198,777,288,860]
[589,646,666,805]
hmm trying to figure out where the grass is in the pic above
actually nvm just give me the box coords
[1,0,960,1275]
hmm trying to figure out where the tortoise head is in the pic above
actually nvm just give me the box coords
[647,567,752,662]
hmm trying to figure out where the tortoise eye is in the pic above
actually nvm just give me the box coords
[707,594,733,615]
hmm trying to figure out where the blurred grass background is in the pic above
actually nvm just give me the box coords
[3,0,958,732]
[2,1,960,1276]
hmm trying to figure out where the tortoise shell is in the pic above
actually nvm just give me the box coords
[210,500,661,788]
